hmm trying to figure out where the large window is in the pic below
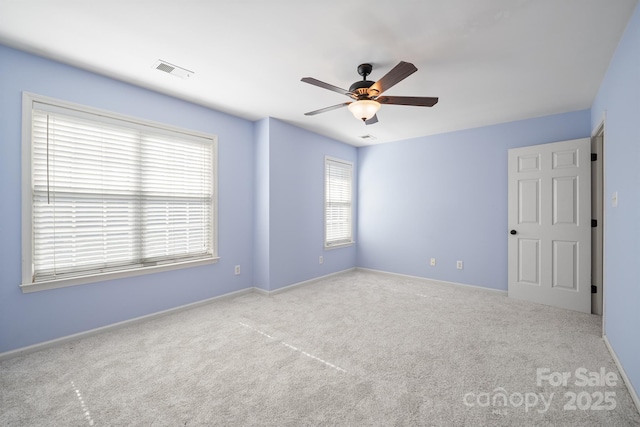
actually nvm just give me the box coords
[21,93,217,292]
[324,156,354,248]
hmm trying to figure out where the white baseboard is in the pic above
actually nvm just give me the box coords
[252,287,270,296]
[266,268,357,296]
[0,287,256,362]
[603,334,640,415]
[356,267,508,295]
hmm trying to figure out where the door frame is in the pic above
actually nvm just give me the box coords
[592,117,606,333]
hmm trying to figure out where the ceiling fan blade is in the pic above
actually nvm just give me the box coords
[377,96,439,107]
[367,61,418,97]
[301,77,353,97]
[365,114,379,125]
[304,102,351,116]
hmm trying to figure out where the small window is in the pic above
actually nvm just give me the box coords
[21,93,218,292]
[324,156,354,248]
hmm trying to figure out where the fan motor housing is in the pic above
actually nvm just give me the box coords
[349,80,375,97]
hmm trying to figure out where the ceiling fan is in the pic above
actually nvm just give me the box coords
[301,61,438,125]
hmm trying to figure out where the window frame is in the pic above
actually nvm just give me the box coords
[21,92,218,293]
[324,156,354,249]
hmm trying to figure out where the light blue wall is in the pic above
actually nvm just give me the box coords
[0,45,256,352]
[591,1,640,401]
[357,110,591,290]
[261,118,358,290]
[253,118,271,291]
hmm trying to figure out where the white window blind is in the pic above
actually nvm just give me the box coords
[24,96,217,288]
[325,157,353,248]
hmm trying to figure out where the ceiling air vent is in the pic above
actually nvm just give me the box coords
[152,60,193,79]
[359,134,377,141]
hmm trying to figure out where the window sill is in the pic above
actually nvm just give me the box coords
[324,241,355,250]
[20,257,220,293]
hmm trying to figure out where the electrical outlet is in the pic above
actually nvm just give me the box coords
[456,260,463,270]
[319,256,324,264]
[430,258,436,266]
[234,265,241,275]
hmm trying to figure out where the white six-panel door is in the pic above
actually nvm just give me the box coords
[508,139,591,313]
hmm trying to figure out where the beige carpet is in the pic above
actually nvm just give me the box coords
[1,269,639,426]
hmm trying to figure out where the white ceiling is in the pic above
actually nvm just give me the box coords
[0,0,637,146]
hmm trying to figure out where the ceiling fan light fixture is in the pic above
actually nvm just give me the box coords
[348,100,380,122]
